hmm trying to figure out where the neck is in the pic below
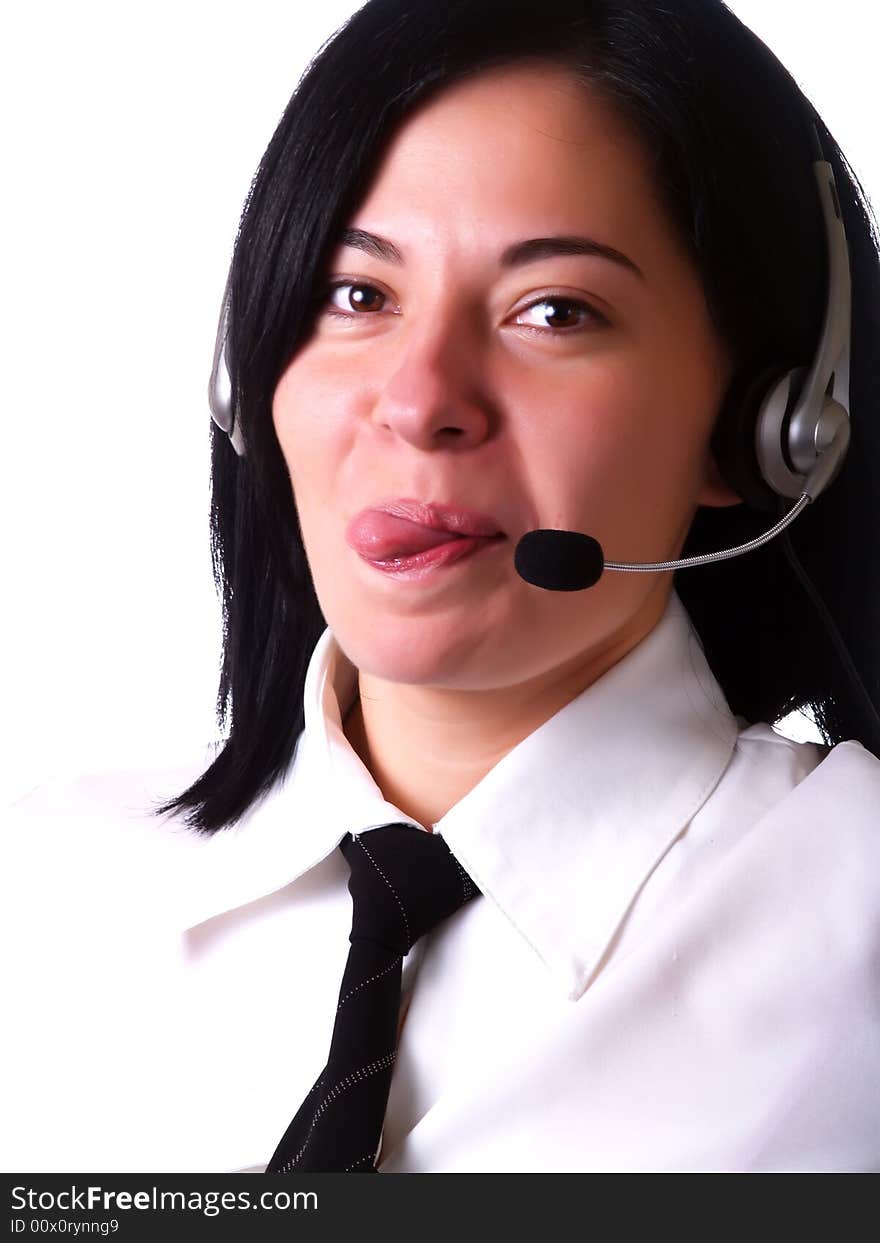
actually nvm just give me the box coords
[342,598,666,829]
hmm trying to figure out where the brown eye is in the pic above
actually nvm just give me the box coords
[324,281,386,316]
[544,300,582,329]
[514,296,607,333]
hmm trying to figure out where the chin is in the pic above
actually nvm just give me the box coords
[337,626,457,683]
[330,612,501,690]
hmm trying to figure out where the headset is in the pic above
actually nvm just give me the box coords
[206,111,880,744]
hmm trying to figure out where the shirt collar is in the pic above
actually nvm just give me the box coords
[435,589,739,999]
[174,589,738,1000]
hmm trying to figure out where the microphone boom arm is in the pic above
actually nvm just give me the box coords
[606,425,848,573]
[604,493,811,572]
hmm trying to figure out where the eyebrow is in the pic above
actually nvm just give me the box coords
[337,227,645,281]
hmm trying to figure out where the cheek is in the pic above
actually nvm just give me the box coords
[272,362,350,497]
[519,362,662,505]
[520,350,720,540]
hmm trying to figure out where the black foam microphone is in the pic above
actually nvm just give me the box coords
[514,530,605,591]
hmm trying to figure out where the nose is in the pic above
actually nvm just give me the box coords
[369,309,494,450]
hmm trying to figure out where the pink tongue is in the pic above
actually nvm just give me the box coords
[357,513,461,558]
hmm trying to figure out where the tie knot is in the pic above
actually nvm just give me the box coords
[340,824,480,955]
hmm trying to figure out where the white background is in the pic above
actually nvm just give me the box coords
[3,2,877,806]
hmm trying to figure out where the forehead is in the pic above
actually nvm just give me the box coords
[346,61,674,260]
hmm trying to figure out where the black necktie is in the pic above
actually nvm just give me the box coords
[265,822,481,1173]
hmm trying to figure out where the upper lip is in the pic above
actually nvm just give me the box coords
[358,498,506,538]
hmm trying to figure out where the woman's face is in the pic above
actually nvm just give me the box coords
[272,62,740,692]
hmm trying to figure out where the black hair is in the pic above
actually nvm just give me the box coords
[155,0,880,833]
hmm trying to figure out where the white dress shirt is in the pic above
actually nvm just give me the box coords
[3,588,880,1173]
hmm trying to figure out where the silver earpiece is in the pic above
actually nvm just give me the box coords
[208,273,245,456]
[753,125,851,499]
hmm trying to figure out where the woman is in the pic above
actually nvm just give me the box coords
[4,0,879,1173]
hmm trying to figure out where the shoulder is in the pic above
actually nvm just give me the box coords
[1,751,218,924]
[1,735,315,935]
[734,724,880,827]
[684,726,880,959]
[707,721,879,847]
[6,745,216,835]
[799,733,880,804]
[714,729,880,955]
[728,724,880,867]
